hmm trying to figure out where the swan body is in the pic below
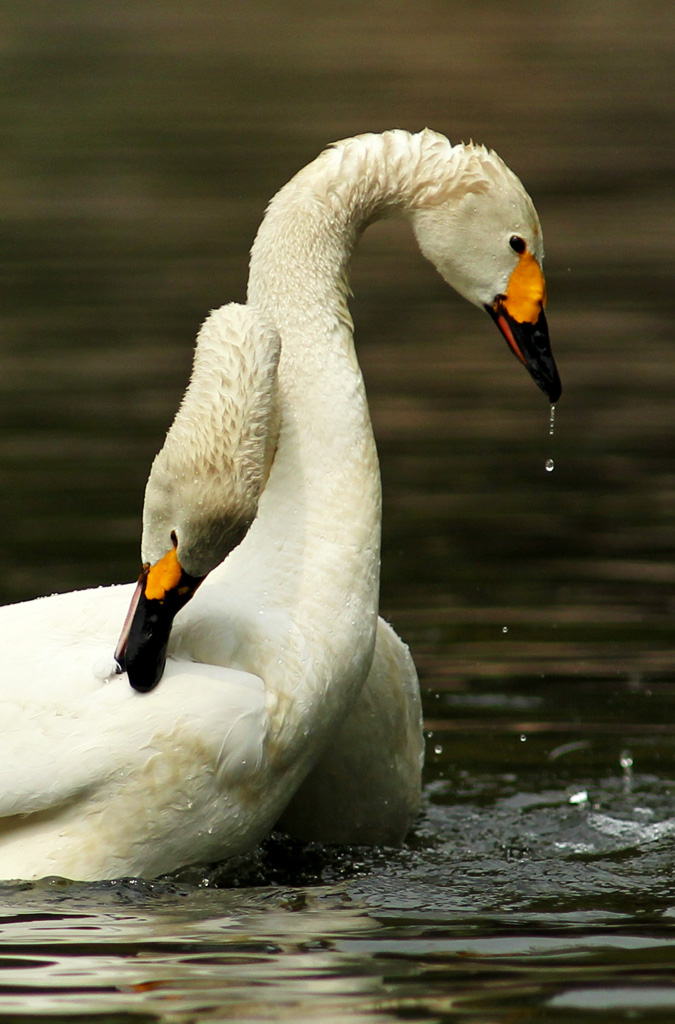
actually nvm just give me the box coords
[0,130,559,880]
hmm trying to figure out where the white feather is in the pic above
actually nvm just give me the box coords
[0,129,548,880]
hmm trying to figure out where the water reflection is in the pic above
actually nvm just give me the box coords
[0,882,388,1021]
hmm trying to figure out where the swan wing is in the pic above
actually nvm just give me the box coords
[0,659,267,819]
[278,616,424,843]
[0,585,271,879]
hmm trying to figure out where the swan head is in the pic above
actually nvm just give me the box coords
[114,464,258,693]
[411,144,560,402]
[114,485,256,693]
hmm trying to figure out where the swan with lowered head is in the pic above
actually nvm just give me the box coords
[0,129,560,881]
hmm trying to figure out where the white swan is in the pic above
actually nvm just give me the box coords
[0,129,560,881]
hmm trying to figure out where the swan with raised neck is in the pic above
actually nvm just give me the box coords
[119,128,559,698]
[0,130,559,880]
[113,128,558,856]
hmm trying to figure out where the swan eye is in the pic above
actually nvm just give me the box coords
[509,235,526,255]
[170,530,178,548]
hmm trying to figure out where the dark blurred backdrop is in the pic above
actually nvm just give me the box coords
[0,1,672,687]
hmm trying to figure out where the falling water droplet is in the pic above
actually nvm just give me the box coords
[434,744,443,756]
[502,626,508,634]
[620,750,634,793]
[545,404,556,473]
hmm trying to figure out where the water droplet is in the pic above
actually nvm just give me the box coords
[620,750,634,792]
[434,744,443,755]
[502,625,508,634]
[549,403,556,437]
[545,404,556,473]
[519,734,527,742]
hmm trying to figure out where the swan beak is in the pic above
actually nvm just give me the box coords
[486,300,562,403]
[114,549,204,693]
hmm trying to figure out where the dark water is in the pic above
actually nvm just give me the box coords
[1,1,674,1020]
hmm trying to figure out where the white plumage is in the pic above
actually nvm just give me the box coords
[0,130,558,880]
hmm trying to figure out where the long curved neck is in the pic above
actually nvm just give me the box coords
[218,132,460,715]
[247,130,458,336]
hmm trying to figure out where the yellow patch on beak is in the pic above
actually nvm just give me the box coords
[503,251,547,324]
[144,547,183,602]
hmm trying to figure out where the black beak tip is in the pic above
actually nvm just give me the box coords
[549,378,562,404]
[115,593,172,693]
[125,632,168,693]
[540,370,562,404]
[129,669,163,694]
[488,303,562,406]
[113,648,165,693]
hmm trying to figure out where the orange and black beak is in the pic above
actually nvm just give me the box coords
[486,250,561,403]
[114,547,204,693]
